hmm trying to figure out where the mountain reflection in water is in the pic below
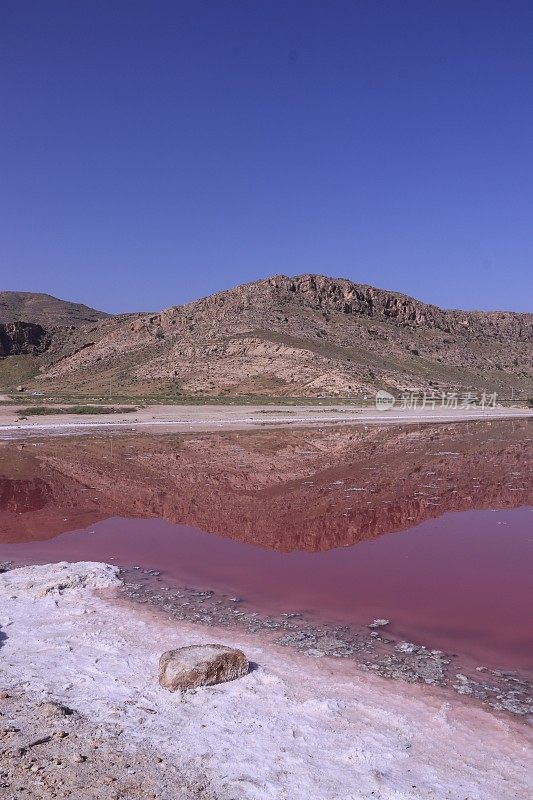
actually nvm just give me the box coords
[0,420,531,549]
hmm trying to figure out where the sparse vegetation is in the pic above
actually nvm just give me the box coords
[18,405,137,416]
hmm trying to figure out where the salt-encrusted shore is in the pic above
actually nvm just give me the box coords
[1,562,532,799]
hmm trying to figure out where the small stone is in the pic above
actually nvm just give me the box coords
[27,735,52,749]
[39,702,73,719]
[158,644,249,692]
[306,649,325,657]
[369,619,390,629]
[395,641,418,654]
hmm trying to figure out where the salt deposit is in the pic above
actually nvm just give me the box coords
[0,562,531,799]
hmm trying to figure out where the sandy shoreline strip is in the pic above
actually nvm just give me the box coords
[0,403,530,439]
[1,561,531,799]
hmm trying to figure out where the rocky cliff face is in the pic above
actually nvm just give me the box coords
[0,322,51,357]
[163,274,532,340]
[286,274,532,339]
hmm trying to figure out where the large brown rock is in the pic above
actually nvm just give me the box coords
[158,644,249,692]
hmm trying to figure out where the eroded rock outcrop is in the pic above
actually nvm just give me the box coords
[0,321,50,356]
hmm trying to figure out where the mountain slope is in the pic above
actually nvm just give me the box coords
[0,291,108,328]
[1,275,532,398]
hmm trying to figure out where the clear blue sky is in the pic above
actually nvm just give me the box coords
[1,1,532,313]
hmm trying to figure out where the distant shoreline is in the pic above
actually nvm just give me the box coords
[0,402,530,440]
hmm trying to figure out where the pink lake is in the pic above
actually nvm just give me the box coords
[0,420,531,671]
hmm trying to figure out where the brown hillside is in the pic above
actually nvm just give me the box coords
[0,291,108,328]
[1,275,531,397]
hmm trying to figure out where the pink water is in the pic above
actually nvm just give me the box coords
[1,507,532,670]
[0,421,532,671]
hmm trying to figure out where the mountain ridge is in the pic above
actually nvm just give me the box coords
[159,274,532,338]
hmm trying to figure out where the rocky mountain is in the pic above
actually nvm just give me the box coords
[0,276,531,397]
